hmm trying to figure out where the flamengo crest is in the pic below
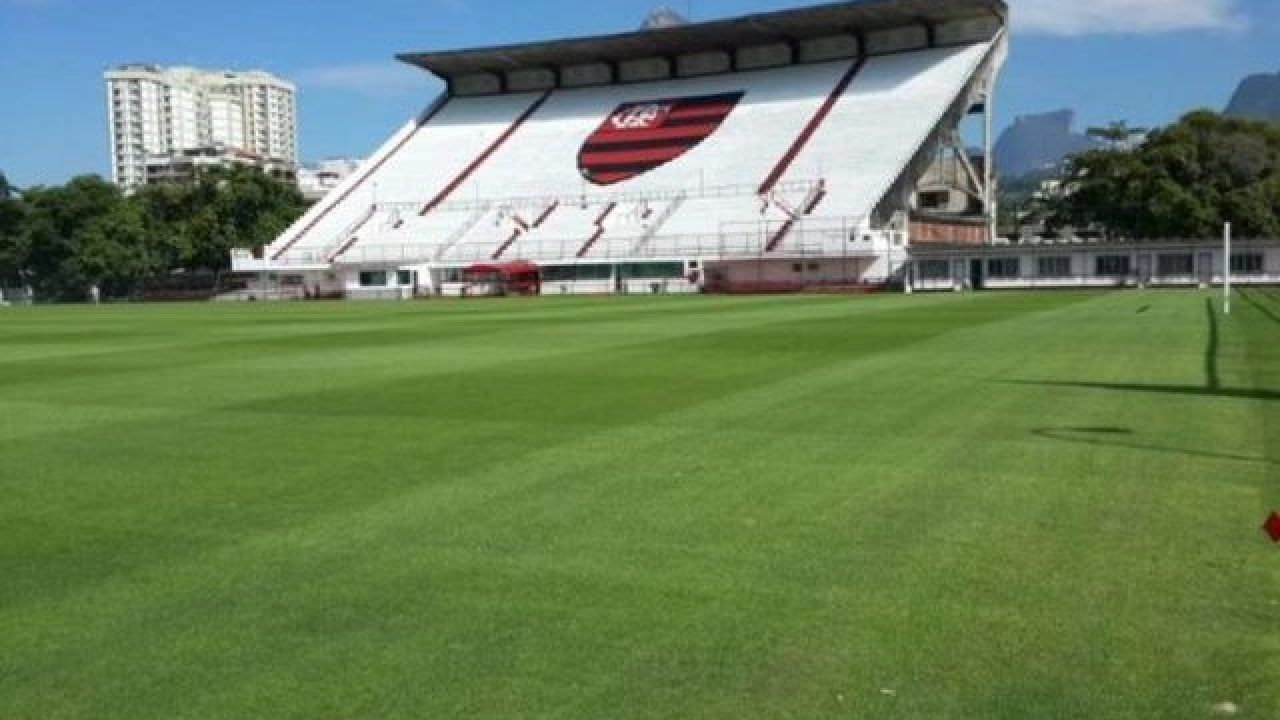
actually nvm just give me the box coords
[578,92,745,186]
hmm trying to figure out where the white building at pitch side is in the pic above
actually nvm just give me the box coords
[234,0,1010,299]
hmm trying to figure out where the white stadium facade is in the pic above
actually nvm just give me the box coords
[233,0,1017,298]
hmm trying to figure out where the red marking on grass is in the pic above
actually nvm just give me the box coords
[1264,512,1280,543]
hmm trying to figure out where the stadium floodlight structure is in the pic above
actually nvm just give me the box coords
[235,0,1008,299]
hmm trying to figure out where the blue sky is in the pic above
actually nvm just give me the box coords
[0,0,1274,186]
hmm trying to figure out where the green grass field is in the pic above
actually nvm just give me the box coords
[1,290,1277,719]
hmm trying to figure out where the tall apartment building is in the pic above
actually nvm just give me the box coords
[105,65,297,188]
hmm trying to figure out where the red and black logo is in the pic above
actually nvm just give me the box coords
[578,92,744,186]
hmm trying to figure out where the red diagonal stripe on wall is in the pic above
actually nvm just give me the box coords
[758,56,866,196]
[421,90,552,215]
[271,99,450,261]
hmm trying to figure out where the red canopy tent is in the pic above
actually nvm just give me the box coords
[463,261,541,296]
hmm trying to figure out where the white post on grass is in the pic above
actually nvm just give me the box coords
[1224,222,1232,315]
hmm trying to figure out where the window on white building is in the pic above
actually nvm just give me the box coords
[359,271,388,287]
[987,257,1021,279]
[918,259,950,279]
[1096,255,1131,277]
[1156,254,1194,276]
[1231,253,1264,276]
[1037,256,1071,277]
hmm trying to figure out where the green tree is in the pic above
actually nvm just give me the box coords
[71,200,156,298]
[179,165,308,271]
[16,176,153,300]
[1085,120,1150,150]
[0,182,28,288]
[0,166,307,301]
[1056,111,1280,239]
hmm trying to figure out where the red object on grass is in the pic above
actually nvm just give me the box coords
[1264,512,1280,543]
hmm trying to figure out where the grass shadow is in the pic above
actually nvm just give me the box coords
[1010,298,1278,402]
[1031,427,1273,467]
[1205,299,1220,391]
[1014,380,1280,403]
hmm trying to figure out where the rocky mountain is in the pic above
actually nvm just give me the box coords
[994,109,1097,179]
[640,6,689,30]
[1225,72,1280,122]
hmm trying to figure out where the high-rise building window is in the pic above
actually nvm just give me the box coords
[105,66,296,188]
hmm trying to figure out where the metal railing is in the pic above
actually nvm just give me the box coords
[330,214,875,267]
[435,202,494,261]
[362,178,822,215]
[259,176,871,268]
[631,194,688,256]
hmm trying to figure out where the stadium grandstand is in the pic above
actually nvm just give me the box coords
[232,0,1008,299]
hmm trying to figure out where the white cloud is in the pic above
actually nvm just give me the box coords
[294,62,434,98]
[1012,0,1247,35]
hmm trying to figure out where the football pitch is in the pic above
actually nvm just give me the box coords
[1,290,1277,719]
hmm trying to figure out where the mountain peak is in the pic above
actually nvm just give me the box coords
[640,6,689,30]
[995,109,1098,179]
[1224,72,1280,122]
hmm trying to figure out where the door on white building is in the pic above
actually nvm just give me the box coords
[1198,252,1214,286]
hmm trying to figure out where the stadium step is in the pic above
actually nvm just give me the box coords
[270,95,451,261]
[532,201,559,228]
[433,202,494,262]
[758,56,867,196]
[421,90,553,216]
[764,219,796,253]
[327,234,362,262]
[491,228,524,260]
[576,202,618,258]
[765,180,827,252]
[631,194,687,255]
[326,205,378,262]
[803,180,828,214]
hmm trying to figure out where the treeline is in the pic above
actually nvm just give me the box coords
[0,166,307,301]
[1053,111,1280,238]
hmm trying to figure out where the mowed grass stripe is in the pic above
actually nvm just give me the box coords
[1,293,1056,611]
[0,291,1276,719]
[0,295,939,403]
